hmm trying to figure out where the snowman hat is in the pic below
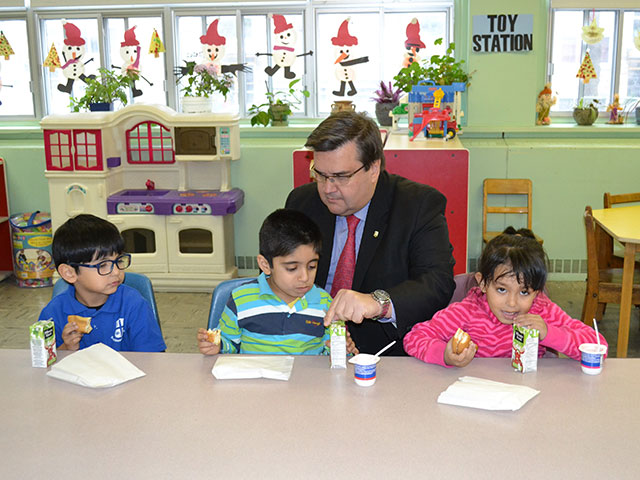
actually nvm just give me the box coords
[121,26,139,47]
[271,14,293,34]
[63,21,85,46]
[200,19,226,46]
[405,18,426,49]
[331,19,358,47]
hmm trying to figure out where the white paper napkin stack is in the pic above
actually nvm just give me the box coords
[212,356,294,381]
[46,343,146,388]
[437,376,540,411]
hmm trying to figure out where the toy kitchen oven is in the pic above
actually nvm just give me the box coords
[41,105,243,291]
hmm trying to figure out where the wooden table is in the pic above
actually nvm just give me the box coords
[2,350,639,479]
[592,205,640,357]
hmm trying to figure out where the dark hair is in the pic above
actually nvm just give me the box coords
[305,111,385,171]
[478,227,547,292]
[52,214,124,269]
[259,209,322,266]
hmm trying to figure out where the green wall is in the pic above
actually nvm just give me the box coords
[1,0,639,280]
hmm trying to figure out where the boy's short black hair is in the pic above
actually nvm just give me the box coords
[52,214,124,269]
[259,209,322,266]
[478,226,548,292]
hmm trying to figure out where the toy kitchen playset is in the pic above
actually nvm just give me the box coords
[41,105,243,291]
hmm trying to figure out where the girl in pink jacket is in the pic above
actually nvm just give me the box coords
[404,228,607,367]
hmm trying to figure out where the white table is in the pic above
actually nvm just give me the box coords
[2,350,639,479]
[592,205,640,357]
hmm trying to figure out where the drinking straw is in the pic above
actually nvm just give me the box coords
[374,340,396,358]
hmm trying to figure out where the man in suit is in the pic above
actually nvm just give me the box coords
[285,111,455,355]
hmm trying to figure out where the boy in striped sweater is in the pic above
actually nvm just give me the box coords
[404,228,606,367]
[198,209,352,355]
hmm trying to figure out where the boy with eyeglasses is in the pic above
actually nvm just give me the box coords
[38,214,166,352]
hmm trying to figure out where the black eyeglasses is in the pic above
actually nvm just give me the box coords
[72,254,131,276]
[311,164,365,185]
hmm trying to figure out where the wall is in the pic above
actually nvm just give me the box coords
[1,0,639,280]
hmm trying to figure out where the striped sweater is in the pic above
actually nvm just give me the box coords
[403,287,607,367]
[219,273,332,355]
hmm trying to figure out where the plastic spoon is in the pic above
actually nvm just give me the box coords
[593,318,601,347]
[374,340,396,358]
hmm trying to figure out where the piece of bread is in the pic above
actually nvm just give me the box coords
[68,315,93,334]
[451,328,471,354]
[207,328,221,345]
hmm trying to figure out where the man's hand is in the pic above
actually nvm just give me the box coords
[323,289,384,326]
[197,328,221,356]
[346,330,359,355]
[443,338,477,367]
[60,322,82,351]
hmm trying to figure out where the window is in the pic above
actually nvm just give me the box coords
[0,18,35,117]
[549,8,640,114]
[126,121,174,164]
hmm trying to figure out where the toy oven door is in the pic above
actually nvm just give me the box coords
[108,214,168,273]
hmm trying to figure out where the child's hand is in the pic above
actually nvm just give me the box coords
[444,338,477,367]
[515,314,548,340]
[60,322,82,350]
[346,330,359,355]
[197,328,221,355]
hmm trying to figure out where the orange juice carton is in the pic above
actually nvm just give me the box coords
[30,320,57,368]
[329,320,347,369]
[512,324,539,373]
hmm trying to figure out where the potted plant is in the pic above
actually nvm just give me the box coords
[372,81,401,127]
[248,78,310,127]
[176,60,234,113]
[393,38,472,93]
[573,98,600,126]
[69,67,134,112]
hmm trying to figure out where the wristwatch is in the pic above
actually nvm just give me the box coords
[371,289,391,321]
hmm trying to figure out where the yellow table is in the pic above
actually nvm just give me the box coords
[592,205,640,357]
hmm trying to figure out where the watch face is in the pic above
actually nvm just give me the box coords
[374,289,390,302]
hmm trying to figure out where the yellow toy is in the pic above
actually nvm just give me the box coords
[606,93,623,124]
[535,83,556,125]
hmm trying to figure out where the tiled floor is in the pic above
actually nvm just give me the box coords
[1,277,638,357]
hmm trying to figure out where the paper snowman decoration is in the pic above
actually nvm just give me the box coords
[257,14,312,79]
[57,21,95,94]
[117,26,146,97]
[331,19,369,97]
[403,18,425,68]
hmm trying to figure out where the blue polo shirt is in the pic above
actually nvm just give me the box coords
[39,284,166,352]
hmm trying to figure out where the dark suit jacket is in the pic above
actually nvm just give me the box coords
[285,171,455,355]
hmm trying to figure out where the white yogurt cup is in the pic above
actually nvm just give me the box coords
[579,343,607,375]
[348,354,381,386]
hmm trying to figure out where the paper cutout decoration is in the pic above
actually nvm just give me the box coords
[148,29,165,58]
[0,31,15,60]
[577,51,597,84]
[403,18,425,68]
[111,26,152,97]
[582,18,604,45]
[332,19,369,97]
[634,31,640,51]
[43,43,61,72]
[57,21,96,94]
[256,14,313,79]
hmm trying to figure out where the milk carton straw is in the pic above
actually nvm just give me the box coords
[329,321,347,368]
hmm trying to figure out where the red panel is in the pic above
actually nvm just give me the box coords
[73,129,103,171]
[126,121,174,164]
[43,130,74,171]
[293,147,469,275]
[0,159,12,271]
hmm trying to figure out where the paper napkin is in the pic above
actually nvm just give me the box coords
[212,355,294,381]
[437,376,540,411]
[46,343,146,388]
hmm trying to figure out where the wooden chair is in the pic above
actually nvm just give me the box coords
[482,178,543,244]
[602,192,640,268]
[580,205,640,330]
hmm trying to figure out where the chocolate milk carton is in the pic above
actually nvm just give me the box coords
[30,320,57,368]
[512,324,539,373]
[329,321,347,368]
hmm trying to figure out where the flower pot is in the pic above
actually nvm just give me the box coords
[375,102,398,126]
[331,100,355,114]
[572,107,598,126]
[269,104,290,126]
[89,102,113,112]
[181,96,212,114]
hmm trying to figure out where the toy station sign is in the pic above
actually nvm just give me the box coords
[472,14,533,53]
